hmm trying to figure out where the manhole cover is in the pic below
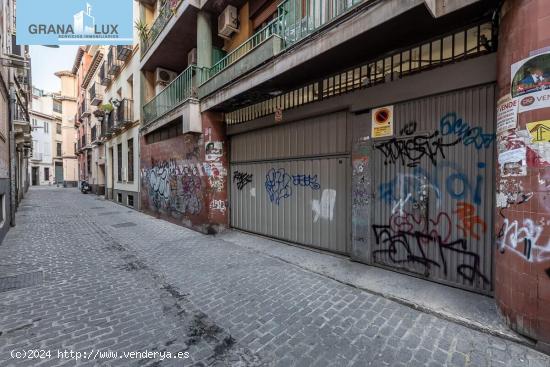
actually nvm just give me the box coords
[112,222,137,228]
[99,211,119,215]
[0,271,43,293]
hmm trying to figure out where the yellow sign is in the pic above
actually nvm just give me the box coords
[526,120,550,142]
[372,105,394,138]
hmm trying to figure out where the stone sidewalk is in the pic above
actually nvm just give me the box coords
[0,187,548,366]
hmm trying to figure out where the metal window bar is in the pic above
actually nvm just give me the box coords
[225,20,494,125]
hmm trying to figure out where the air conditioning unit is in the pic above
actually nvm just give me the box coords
[188,48,197,65]
[155,67,177,85]
[218,5,238,39]
[155,68,178,93]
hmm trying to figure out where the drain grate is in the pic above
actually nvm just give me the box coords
[99,211,119,215]
[90,207,105,209]
[112,222,137,228]
[0,271,43,293]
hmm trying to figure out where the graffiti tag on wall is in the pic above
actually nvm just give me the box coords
[265,168,320,205]
[233,171,253,190]
[141,159,227,215]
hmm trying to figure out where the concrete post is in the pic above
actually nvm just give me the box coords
[197,11,213,69]
[495,0,550,352]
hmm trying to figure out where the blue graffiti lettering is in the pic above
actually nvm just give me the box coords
[292,174,321,190]
[265,168,322,204]
[439,112,495,149]
[378,161,485,207]
[265,168,292,205]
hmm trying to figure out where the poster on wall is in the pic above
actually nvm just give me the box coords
[205,141,223,161]
[526,120,550,143]
[498,147,527,177]
[371,105,394,138]
[496,94,518,134]
[511,51,550,112]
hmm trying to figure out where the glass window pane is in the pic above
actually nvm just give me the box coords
[431,40,441,64]
[467,26,478,54]
[454,31,465,57]
[442,35,453,61]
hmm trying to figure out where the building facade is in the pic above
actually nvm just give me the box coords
[29,88,54,186]
[131,0,550,350]
[54,71,78,187]
[101,30,141,209]
[0,0,31,242]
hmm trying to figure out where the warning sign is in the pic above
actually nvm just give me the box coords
[372,105,394,138]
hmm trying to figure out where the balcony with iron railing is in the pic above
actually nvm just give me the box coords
[141,0,183,59]
[30,152,43,161]
[80,99,91,118]
[89,82,103,106]
[99,62,111,86]
[199,0,369,98]
[12,102,29,123]
[142,65,204,127]
[107,47,123,76]
[115,99,134,129]
[117,45,132,62]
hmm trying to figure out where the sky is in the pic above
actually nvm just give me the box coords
[29,45,80,94]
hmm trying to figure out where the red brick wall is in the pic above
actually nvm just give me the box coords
[139,112,228,234]
[495,0,550,348]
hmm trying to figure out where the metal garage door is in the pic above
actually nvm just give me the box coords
[369,84,496,294]
[230,111,351,254]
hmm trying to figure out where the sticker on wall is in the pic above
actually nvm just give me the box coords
[496,94,518,134]
[205,141,223,161]
[498,147,527,177]
[526,120,550,143]
[371,105,394,138]
[275,108,283,123]
[511,51,550,112]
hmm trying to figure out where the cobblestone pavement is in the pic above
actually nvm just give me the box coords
[0,187,549,367]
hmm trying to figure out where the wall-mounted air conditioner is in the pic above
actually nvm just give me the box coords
[155,67,178,93]
[218,5,238,40]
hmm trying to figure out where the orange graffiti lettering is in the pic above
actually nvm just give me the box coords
[454,201,487,240]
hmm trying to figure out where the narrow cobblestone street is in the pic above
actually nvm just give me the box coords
[0,187,548,366]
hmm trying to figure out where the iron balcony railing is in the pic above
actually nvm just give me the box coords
[204,19,282,80]
[116,99,134,127]
[100,118,109,138]
[202,0,368,85]
[142,65,204,126]
[89,82,103,106]
[116,45,132,62]
[12,103,28,122]
[107,47,122,76]
[91,126,97,142]
[141,0,183,58]
[106,111,116,133]
[99,62,111,86]
[80,99,91,118]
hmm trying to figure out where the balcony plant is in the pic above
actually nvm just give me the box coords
[134,20,150,42]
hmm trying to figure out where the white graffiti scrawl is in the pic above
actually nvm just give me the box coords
[312,189,336,222]
[496,218,550,263]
